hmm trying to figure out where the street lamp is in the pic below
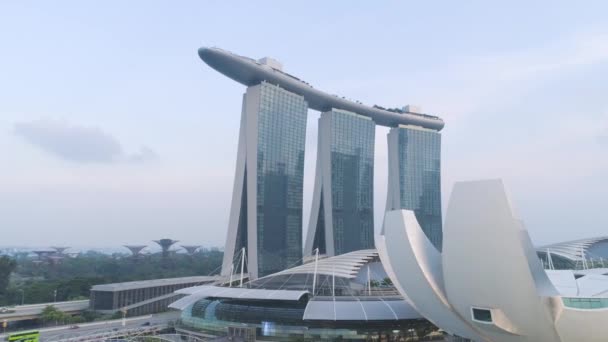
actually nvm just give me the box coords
[122,307,127,327]
[18,289,24,305]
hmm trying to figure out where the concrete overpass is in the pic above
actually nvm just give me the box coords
[0,300,89,322]
[0,312,178,341]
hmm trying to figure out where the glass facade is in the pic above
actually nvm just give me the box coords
[392,126,443,250]
[180,299,436,341]
[327,110,375,255]
[562,297,608,309]
[309,109,375,257]
[255,82,308,277]
[90,281,206,316]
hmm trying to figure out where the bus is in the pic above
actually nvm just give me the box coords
[6,331,39,342]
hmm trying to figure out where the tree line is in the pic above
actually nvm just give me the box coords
[0,249,223,306]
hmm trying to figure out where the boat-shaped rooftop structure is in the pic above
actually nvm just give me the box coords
[198,47,444,131]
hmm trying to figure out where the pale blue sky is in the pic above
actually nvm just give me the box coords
[0,1,607,248]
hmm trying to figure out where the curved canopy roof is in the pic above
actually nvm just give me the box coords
[170,287,422,321]
[538,237,608,261]
[256,249,379,281]
[91,276,219,292]
[303,297,421,321]
[170,285,309,310]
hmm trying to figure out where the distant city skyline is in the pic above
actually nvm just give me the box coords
[1,1,607,247]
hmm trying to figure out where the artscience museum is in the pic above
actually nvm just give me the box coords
[378,179,608,342]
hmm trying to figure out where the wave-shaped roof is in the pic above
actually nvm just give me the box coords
[256,249,379,280]
[538,237,608,261]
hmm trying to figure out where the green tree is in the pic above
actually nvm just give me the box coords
[80,310,101,322]
[9,249,224,305]
[69,315,85,323]
[41,305,68,326]
[110,311,123,320]
[0,256,17,294]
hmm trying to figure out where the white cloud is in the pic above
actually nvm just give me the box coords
[14,118,158,163]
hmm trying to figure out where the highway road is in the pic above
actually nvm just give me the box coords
[0,300,90,322]
[0,311,180,341]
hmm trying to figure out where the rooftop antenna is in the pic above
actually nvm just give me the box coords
[312,248,319,296]
[546,249,555,270]
[239,247,246,287]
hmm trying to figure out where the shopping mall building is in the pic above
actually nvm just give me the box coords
[171,250,441,341]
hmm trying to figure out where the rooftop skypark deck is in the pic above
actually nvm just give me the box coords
[198,47,445,130]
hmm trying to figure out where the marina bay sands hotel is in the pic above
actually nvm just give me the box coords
[198,47,444,279]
